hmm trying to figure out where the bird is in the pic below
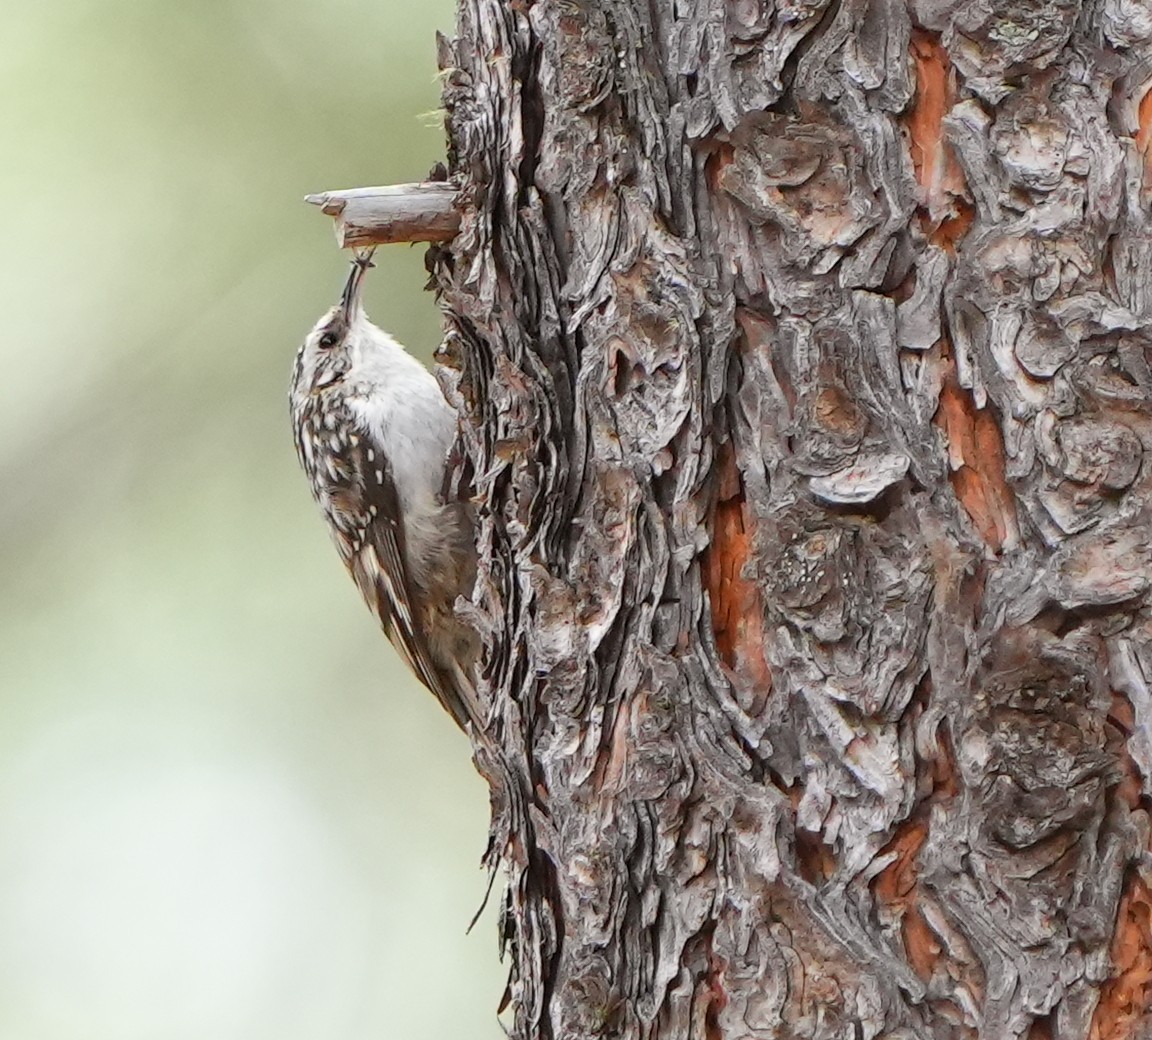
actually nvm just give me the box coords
[289,250,482,731]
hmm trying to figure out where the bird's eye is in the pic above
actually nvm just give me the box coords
[318,331,339,349]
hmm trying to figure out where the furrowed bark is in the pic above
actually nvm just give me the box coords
[432,3,1152,1038]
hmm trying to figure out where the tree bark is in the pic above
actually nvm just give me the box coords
[432,2,1152,1038]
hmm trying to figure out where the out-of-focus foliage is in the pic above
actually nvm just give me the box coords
[0,3,503,1038]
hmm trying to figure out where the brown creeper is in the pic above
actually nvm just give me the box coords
[290,252,481,730]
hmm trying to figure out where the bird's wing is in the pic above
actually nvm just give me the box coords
[343,439,473,730]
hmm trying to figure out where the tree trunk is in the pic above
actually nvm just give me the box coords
[431,2,1152,1038]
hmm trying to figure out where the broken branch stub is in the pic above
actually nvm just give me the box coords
[304,182,460,248]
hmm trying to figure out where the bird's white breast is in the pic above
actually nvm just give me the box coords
[344,322,457,516]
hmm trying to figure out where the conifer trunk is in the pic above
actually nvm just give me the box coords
[433,2,1152,1037]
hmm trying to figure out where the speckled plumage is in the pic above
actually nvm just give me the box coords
[289,256,481,730]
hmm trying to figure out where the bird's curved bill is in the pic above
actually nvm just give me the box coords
[339,248,376,322]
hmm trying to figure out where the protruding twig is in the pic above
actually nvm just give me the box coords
[304,182,460,248]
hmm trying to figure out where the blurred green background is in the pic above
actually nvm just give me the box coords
[0,3,504,1038]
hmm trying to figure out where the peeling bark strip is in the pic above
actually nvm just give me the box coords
[431,1,1152,1038]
